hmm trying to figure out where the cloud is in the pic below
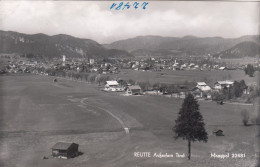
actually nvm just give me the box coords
[0,1,259,44]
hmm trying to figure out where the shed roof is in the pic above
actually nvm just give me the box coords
[196,82,207,86]
[215,80,234,85]
[219,67,226,70]
[52,142,77,150]
[106,81,119,86]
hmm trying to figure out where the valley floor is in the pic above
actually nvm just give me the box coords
[0,74,259,167]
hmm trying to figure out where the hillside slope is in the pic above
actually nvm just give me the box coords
[0,30,131,59]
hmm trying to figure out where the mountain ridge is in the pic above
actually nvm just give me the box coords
[104,35,259,56]
[0,30,131,59]
[0,30,259,59]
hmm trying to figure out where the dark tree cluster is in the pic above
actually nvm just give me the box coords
[244,64,255,77]
[212,80,248,101]
[44,68,112,85]
[223,80,247,99]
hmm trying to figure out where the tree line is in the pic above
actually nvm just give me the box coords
[45,68,111,85]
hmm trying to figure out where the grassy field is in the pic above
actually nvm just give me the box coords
[216,57,258,65]
[115,69,258,86]
[0,74,259,167]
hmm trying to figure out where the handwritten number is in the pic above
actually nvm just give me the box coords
[110,3,117,10]
[141,2,149,10]
[115,2,123,10]
[133,2,139,9]
[123,2,131,10]
[110,2,148,10]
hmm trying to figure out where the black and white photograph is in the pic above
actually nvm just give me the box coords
[0,1,259,167]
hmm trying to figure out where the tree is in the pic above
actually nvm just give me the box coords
[89,74,97,83]
[138,81,151,91]
[128,79,136,85]
[84,73,89,82]
[244,64,255,77]
[160,83,168,94]
[173,93,208,160]
[167,84,176,97]
[230,80,247,98]
[153,82,161,95]
[211,91,225,103]
[96,75,110,85]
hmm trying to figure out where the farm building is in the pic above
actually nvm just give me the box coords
[104,81,124,92]
[213,130,224,136]
[174,84,195,98]
[126,85,142,95]
[191,87,212,99]
[191,87,203,98]
[196,82,211,91]
[52,142,79,159]
[219,67,227,70]
[214,80,234,90]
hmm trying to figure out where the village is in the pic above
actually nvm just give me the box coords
[0,53,257,75]
[1,53,258,105]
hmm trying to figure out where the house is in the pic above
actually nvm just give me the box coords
[212,130,224,136]
[89,59,95,65]
[191,87,211,99]
[180,64,187,70]
[196,82,211,91]
[126,85,142,95]
[191,87,204,98]
[176,85,191,98]
[104,81,124,92]
[52,142,79,159]
[214,80,234,90]
[191,82,211,99]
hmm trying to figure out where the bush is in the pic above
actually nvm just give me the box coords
[241,109,249,126]
[89,74,97,83]
[211,91,225,101]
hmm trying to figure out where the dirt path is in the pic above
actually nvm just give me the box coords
[80,98,129,133]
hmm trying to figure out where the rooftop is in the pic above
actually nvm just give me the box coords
[106,80,119,86]
[216,80,234,85]
[197,82,207,86]
[52,142,77,150]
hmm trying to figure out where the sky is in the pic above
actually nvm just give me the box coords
[0,1,259,44]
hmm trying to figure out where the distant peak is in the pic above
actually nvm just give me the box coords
[182,35,197,39]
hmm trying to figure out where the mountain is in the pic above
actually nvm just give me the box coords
[0,30,131,59]
[103,35,179,52]
[1,30,258,59]
[130,49,182,58]
[104,35,259,57]
[213,41,260,59]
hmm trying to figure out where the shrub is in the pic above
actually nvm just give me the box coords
[241,109,249,126]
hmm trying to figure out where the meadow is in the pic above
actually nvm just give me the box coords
[116,69,258,86]
[0,74,258,167]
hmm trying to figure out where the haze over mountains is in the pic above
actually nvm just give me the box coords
[0,30,259,59]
